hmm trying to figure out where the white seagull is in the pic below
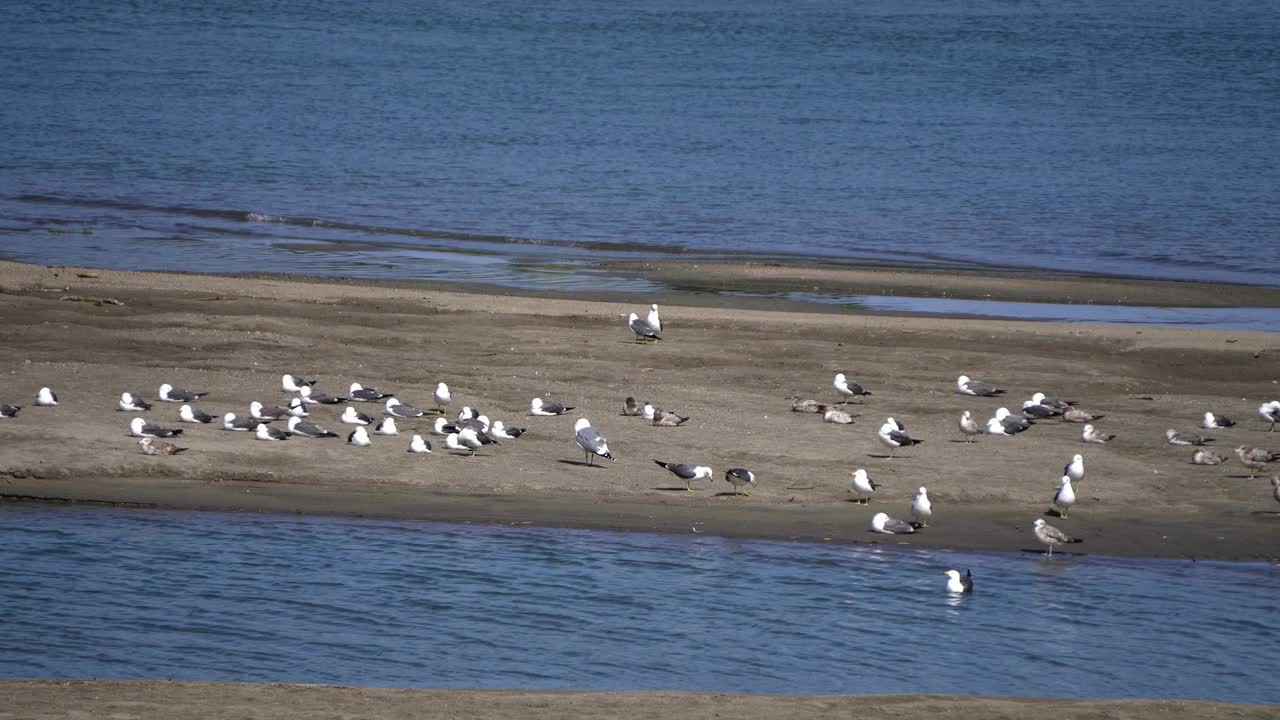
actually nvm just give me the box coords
[956,375,1004,397]
[911,487,932,527]
[129,417,184,438]
[35,387,58,406]
[158,383,206,403]
[347,425,372,446]
[647,303,662,333]
[118,392,152,412]
[287,398,309,417]
[833,373,871,404]
[250,401,290,422]
[1053,476,1076,518]
[298,386,342,405]
[877,419,923,457]
[281,374,318,393]
[1201,412,1235,430]
[531,398,575,416]
[944,569,974,594]
[1259,401,1280,432]
[724,468,756,496]
[573,418,614,465]
[348,382,391,402]
[848,468,880,504]
[408,434,432,453]
[628,312,661,342]
[255,423,290,441]
[385,397,426,418]
[222,413,257,432]
[870,512,916,534]
[341,406,374,426]
[434,383,451,413]
[374,418,399,436]
[1064,454,1085,483]
[288,416,339,438]
[1082,424,1115,444]
[179,404,215,424]
[488,421,525,440]
[653,461,713,491]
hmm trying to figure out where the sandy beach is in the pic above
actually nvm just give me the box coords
[0,259,1277,560]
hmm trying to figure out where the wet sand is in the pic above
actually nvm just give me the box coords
[2,680,1274,720]
[0,259,1278,561]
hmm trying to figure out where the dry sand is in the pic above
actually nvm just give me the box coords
[0,259,1278,560]
[1,680,1275,720]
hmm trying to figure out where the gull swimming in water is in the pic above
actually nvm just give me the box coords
[823,407,855,424]
[349,382,391,402]
[878,419,923,457]
[1082,424,1114,444]
[1033,518,1082,557]
[298,386,341,405]
[347,425,372,447]
[628,313,661,342]
[958,411,982,442]
[129,417,184,438]
[724,468,756,495]
[138,437,186,455]
[833,373,871,404]
[1201,412,1235,430]
[647,303,662,333]
[956,375,1004,397]
[531,398,575,416]
[434,383,451,413]
[255,423,290,441]
[944,569,974,594]
[341,406,374,426]
[385,397,426,418]
[911,487,932,527]
[1062,407,1104,423]
[1191,448,1227,465]
[1235,445,1280,479]
[1064,454,1085,483]
[374,418,399,436]
[281,374,318,393]
[1052,476,1076,518]
[1259,401,1280,432]
[158,383,206,403]
[222,413,257,432]
[574,418,614,465]
[653,408,691,427]
[0,404,21,419]
[408,434,432,453]
[848,468,880,504]
[250,401,291,422]
[1165,429,1212,446]
[653,461,712,491]
[870,512,916,534]
[179,404,215,424]
[118,392,152,412]
[35,387,58,406]
[288,416,338,438]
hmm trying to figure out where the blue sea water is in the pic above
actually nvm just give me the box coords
[0,0,1276,289]
[0,505,1276,703]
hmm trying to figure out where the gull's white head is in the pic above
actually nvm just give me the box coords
[573,418,591,432]
[129,417,145,433]
[377,418,399,435]
[1034,518,1047,528]
[349,382,363,394]
[158,383,173,395]
[651,303,658,311]
[386,397,401,407]
[693,466,713,480]
[433,417,449,433]
[916,486,928,498]
[834,372,847,383]
[223,412,237,424]
[530,398,543,411]
[870,513,889,530]
[1082,424,1094,434]
[956,375,970,388]
[994,407,1011,419]
[986,418,1005,434]
[1060,476,1072,487]
[1031,392,1046,403]
[628,312,639,322]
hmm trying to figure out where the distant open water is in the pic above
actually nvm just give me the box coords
[0,0,1276,296]
[0,505,1276,703]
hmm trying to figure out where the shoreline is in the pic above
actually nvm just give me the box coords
[1,259,1278,562]
[0,680,1274,719]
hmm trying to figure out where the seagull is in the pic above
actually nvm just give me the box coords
[823,407,855,424]
[349,382,391,402]
[1033,518,1082,558]
[347,425,372,446]
[138,437,186,455]
[455,427,486,455]
[1273,476,1280,506]
[434,383,451,413]
[994,407,1032,433]
[1062,407,1104,423]
[287,416,338,438]
[287,398,309,417]
[0,404,21,419]
[848,468,880,504]
[255,423,290,441]
[341,406,374,426]
[622,397,644,416]
[298,386,341,405]
[1259,401,1280,432]
[647,303,662,333]
[574,418,614,465]
[385,398,426,418]
[956,375,1004,397]
[457,414,490,434]
[1082,424,1114,444]
[456,406,477,421]
[1030,392,1075,411]
[833,373,871,404]
[1165,429,1212,446]
[870,512,916,534]
[118,392,152,412]
[531,398,574,416]
[35,387,58,406]
[944,569,974,594]
[432,417,459,436]
[408,434,432,453]
[628,312,661,342]
[222,413,258,432]
[911,487,932,527]
[179,404,215,424]
[1191,448,1227,465]
[653,408,691,427]
[1202,412,1235,430]
[789,396,826,413]
[488,421,525,440]
[642,402,656,422]
[250,401,291,422]
[1064,454,1085,483]
[878,419,923,457]
[724,468,756,496]
[1021,400,1060,420]
[1235,445,1280,479]
[654,461,712,491]
[958,411,982,441]
[1052,476,1076,518]
[158,383,206,403]
[375,418,399,436]
[129,417,184,438]
[985,417,1011,436]
[281,374,318,393]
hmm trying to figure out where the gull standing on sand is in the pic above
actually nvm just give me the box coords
[944,569,974,594]
[531,398,575,416]
[1235,445,1280,479]
[911,487,932,527]
[848,468,880,504]
[434,383,451,413]
[1191,448,1227,465]
[628,312,661,343]
[158,383,206,403]
[1259,401,1280,432]
[647,303,662,333]
[958,411,982,442]
[222,413,258,432]
[833,373,870,404]
[341,406,374,426]
[1165,429,1212,446]
[347,425,372,447]
[408,434,432,453]
[349,382,391,402]
[375,418,399,436]
[870,512,916,534]
[956,375,1004,397]
[724,468,756,495]
[129,417,184,438]
[385,398,426,418]
[1082,424,1114,444]
[1062,407,1103,423]
[118,392,152,412]
[0,404,21,419]
[1033,518,1082,557]
[179,404,215,423]
[250,401,291,422]
[35,387,58,406]
[573,418,614,465]
[878,419,922,457]
[1052,476,1076,518]
[1202,412,1235,430]
[281,374,318,393]
[1064,454,1085,483]
[653,461,713,491]
[288,416,338,438]
[138,437,186,455]
[255,423,290,441]
[298,386,341,405]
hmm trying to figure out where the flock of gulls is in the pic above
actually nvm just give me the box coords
[4,301,1280,594]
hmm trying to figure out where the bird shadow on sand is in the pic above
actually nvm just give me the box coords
[713,491,748,498]
[947,439,978,444]
[653,486,696,492]
[1044,509,1068,518]
[866,453,911,459]
[557,459,609,469]
[1249,510,1280,517]
[1224,473,1265,479]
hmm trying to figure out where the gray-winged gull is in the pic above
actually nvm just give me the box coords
[255,423,289,441]
[287,398,309,417]
[994,407,1032,433]
[724,468,756,495]
[1033,518,1082,557]
[129,417,183,438]
[250,401,290,422]
[1064,454,1084,483]
[944,569,974,594]
[299,386,342,405]
[385,397,426,418]
[281,374,318,393]
[0,404,21,419]
[1021,400,1059,420]
[158,383,205,403]
[870,512,916,534]
[180,404,215,424]
[288,416,339,438]
[408,434,432,453]
[654,460,712,491]
[488,421,525,440]
[878,419,923,457]
[1165,429,1212,446]
[1031,392,1075,411]
[35,387,58,406]
[1082,424,1114,444]
[848,468,880,504]
[628,312,661,343]
[531,398,575,416]
[349,382,391,402]
[222,413,257,432]
[833,373,871,404]
[1052,476,1076,518]
[1259,401,1280,432]
[1201,412,1235,429]
[347,425,372,446]
[911,486,932,527]
[956,375,1004,397]
[574,418,614,465]
[341,406,374,426]
[118,392,152,412]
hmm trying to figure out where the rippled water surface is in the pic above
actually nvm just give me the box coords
[0,505,1276,703]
